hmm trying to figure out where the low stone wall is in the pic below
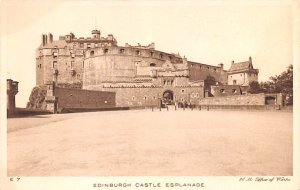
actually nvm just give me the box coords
[54,87,116,112]
[198,93,265,105]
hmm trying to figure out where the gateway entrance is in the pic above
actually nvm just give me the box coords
[162,90,174,105]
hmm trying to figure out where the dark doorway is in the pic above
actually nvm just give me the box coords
[265,96,276,105]
[163,90,174,105]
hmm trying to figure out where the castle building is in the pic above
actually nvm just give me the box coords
[36,30,117,87]
[35,29,258,108]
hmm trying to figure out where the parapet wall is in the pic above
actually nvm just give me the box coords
[199,93,265,105]
[53,87,115,112]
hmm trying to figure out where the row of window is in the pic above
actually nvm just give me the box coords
[52,52,76,58]
[79,42,111,49]
[51,61,85,69]
[163,80,174,86]
[220,89,237,93]
[89,49,174,60]
[229,73,257,77]
[131,96,156,101]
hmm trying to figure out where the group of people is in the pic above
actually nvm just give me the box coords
[161,99,194,109]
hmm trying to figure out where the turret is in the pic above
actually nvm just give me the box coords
[65,32,75,42]
[92,29,101,39]
[249,56,252,63]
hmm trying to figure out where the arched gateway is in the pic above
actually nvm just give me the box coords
[162,90,174,105]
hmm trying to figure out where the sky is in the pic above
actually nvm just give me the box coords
[0,0,295,107]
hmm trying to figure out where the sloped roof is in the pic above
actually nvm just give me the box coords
[228,61,253,72]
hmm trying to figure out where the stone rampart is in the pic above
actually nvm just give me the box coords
[198,93,265,105]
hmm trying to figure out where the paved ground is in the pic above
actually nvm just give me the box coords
[7,109,293,176]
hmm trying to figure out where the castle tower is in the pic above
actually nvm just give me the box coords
[92,29,101,39]
[7,79,19,114]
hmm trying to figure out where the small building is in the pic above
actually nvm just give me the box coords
[227,57,259,86]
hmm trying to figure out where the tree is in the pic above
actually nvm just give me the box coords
[260,65,293,105]
[204,75,216,91]
[248,81,262,94]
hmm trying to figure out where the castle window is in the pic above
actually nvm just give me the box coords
[233,80,236,84]
[200,66,202,69]
[71,61,74,69]
[90,51,94,56]
[79,43,84,48]
[95,43,98,47]
[160,53,163,59]
[132,96,136,101]
[87,44,91,49]
[136,50,140,56]
[144,96,147,100]
[53,61,57,69]
[220,89,225,93]
[232,89,237,93]
[249,73,252,77]
[53,52,58,58]
[120,49,125,54]
[64,46,68,50]
[71,53,75,58]
[104,49,109,54]
[153,96,156,100]
[169,55,172,60]
[150,63,156,67]
[150,51,154,57]
[181,89,185,93]
[207,66,209,70]
[214,68,217,72]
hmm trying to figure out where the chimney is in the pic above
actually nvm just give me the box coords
[231,60,234,65]
[48,33,53,43]
[218,63,224,69]
[41,34,47,46]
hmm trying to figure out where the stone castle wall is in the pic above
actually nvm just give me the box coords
[84,85,204,107]
[54,87,115,111]
[188,62,227,84]
[198,93,265,105]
